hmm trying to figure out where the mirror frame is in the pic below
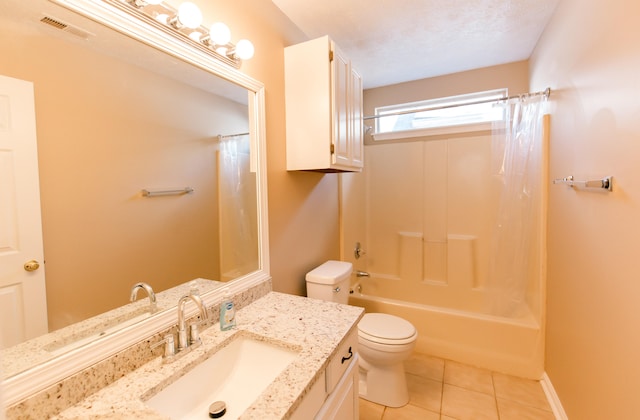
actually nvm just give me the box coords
[3,0,270,406]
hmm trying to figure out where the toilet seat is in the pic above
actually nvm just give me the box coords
[358,313,417,345]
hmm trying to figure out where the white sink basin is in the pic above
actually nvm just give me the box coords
[145,335,299,419]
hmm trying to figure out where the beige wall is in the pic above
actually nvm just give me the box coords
[530,0,640,418]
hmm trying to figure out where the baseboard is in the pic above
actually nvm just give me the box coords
[540,372,568,419]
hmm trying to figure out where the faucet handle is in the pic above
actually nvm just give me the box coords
[189,322,202,347]
[151,334,176,359]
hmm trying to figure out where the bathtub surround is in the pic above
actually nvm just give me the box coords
[339,59,548,379]
[340,119,547,379]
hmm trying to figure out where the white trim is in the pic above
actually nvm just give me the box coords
[540,372,569,420]
[371,121,492,141]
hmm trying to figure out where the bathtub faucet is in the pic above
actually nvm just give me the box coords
[356,270,370,277]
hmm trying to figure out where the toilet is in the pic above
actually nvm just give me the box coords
[306,260,417,408]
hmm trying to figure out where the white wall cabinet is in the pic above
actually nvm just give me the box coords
[290,329,359,419]
[285,36,364,172]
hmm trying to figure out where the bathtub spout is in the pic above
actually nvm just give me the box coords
[356,270,370,277]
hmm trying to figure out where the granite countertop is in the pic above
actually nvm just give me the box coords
[2,279,222,379]
[51,292,364,420]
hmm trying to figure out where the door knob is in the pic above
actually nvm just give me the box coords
[24,260,40,272]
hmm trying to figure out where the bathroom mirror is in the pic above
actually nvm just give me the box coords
[0,0,268,390]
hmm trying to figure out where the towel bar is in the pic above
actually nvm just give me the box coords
[141,187,194,197]
[552,176,612,191]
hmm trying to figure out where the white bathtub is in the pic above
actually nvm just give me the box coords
[349,288,544,379]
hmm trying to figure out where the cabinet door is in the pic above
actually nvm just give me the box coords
[315,354,359,420]
[331,42,350,168]
[350,67,364,169]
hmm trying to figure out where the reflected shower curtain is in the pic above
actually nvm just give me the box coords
[218,135,258,281]
[488,95,547,317]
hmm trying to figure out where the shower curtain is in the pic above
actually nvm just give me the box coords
[218,135,258,281]
[488,94,547,317]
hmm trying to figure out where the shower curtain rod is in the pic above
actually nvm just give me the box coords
[363,87,551,121]
[217,132,250,140]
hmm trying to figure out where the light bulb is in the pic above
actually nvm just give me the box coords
[189,31,203,42]
[177,2,202,29]
[155,13,169,24]
[209,22,231,45]
[235,39,254,60]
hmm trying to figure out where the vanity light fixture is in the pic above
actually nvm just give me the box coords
[167,2,202,29]
[108,0,254,68]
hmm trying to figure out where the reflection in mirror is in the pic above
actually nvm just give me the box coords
[1,278,222,378]
[0,0,259,379]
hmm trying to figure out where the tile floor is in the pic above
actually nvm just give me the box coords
[359,352,555,420]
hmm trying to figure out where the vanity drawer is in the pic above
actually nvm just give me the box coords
[325,328,358,394]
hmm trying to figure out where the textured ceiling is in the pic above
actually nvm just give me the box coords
[271,0,560,89]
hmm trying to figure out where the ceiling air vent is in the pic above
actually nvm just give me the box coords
[40,16,92,40]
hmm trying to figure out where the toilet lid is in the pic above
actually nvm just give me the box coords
[358,313,417,343]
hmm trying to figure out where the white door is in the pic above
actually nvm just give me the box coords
[0,74,48,349]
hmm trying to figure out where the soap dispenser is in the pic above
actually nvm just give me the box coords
[219,289,236,331]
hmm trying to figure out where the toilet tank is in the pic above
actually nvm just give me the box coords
[305,260,352,304]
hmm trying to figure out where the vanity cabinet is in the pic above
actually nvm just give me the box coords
[285,36,364,172]
[315,352,359,419]
[291,329,359,420]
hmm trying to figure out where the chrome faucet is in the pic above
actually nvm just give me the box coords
[177,293,208,351]
[356,270,370,277]
[130,282,157,313]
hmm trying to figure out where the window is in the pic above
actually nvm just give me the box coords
[373,89,507,140]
